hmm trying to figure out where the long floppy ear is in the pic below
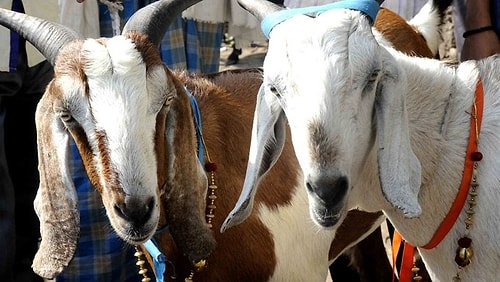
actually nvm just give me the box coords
[161,85,216,264]
[32,93,79,279]
[221,84,287,232]
[375,65,422,218]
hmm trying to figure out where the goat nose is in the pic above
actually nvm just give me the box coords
[114,197,155,227]
[306,174,348,208]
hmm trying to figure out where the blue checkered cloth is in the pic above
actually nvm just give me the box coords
[55,141,139,282]
[99,0,223,74]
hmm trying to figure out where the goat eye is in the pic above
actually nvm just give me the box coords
[60,112,73,122]
[368,70,380,83]
[269,86,281,98]
[165,96,174,106]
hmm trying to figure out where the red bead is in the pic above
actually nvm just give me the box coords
[204,162,217,172]
[458,237,472,248]
[470,151,483,161]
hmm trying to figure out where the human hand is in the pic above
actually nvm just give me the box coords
[461,30,500,61]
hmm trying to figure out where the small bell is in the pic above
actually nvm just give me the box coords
[193,259,208,272]
[455,247,473,267]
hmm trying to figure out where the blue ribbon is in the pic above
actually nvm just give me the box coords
[261,0,380,38]
[185,86,205,164]
[143,239,167,282]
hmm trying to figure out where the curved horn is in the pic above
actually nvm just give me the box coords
[0,8,82,66]
[237,0,284,21]
[122,0,203,46]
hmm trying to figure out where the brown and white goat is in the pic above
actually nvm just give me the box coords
[0,0,447,280]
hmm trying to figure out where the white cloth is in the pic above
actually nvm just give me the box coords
[226,0,266,48]
[284,0,332,8]
[0,0,59,71]
[182,0,227,23]
[0,0,99,71]
[380,0,428,20]
[59,0,100,38]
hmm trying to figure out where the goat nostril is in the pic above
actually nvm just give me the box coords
[114,203,128,220]
[306,182,314,193]
[307,175,349,207]
[114,197,155,226]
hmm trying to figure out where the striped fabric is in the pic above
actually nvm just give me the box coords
[99,0,223,74]
[55,141,139,282]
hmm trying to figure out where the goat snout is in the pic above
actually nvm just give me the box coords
[306,172,349,228]
[114,196,155,228]
[306,174,348,208]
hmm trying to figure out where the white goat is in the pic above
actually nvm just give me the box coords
[0,1,395,281]
[223,0,500,281]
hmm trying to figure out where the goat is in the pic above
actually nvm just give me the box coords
[0,0,448,280]
[223,0,500,281]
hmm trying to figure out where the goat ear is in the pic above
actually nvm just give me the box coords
[375,70,422,218]
[221,84,286,232]
[32,95,79,279]
[162,95,216,264]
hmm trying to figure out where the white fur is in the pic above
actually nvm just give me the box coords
[256,7,500,281]
[408,0,441,56]
[78,37,165,240]
[258,174,334,281]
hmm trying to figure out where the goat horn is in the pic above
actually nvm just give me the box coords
[122,0,203,46]
[237,0,284,21]
[0,8,82,66]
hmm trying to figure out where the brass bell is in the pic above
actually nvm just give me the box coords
[193,259,208,272]
[458,247,473,261]
[455,247,473,267]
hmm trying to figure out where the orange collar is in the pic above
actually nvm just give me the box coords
[392,78,484,281]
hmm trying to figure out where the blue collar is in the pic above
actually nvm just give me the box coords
[261,0,380,38]
[185,86,205,164]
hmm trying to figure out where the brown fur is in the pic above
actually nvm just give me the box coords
[375,8,434,58]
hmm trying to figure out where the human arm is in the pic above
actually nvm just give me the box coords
[461,0,500,61]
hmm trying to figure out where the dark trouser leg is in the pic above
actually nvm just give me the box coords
[0,105,16,282]
[1,59,53,282]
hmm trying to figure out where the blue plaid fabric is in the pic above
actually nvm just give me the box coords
[99,0,223,74]
[55,141,139,282]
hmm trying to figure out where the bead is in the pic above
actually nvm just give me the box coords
[136,260,145,266]
[134,251,143,257]
[194,259,207,272]
[209,184,218,189]
[204,162,217,172]
[455,247,473,267]
[142,278,151,282]
[139,269,148,275]
[413,276,423,281]
[470,151,483,161]
[458,237,472,248]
